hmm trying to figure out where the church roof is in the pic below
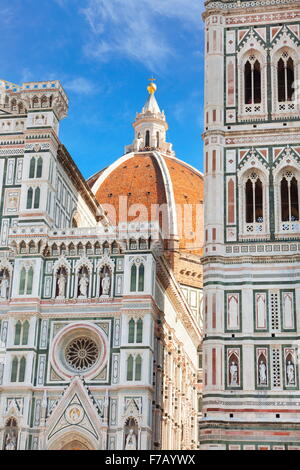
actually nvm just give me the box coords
[89,152,204,255]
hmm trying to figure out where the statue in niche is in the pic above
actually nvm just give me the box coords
[57,272,67,298]
[79,271,89,298]
[101,269,111,297]
[287,360,295,385]
[0,272,9,299]
[258,360,267,385]
[125,429,137,451]
[4,433,17,451]
[229,361,238,386]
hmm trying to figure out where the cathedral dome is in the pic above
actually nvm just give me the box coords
[88,84,204,256]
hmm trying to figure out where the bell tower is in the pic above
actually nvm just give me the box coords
[201,0,300,450]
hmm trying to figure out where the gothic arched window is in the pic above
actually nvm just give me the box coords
[278,54,295,102]
[128,319,135,343]
[245,173,263,224]
[130,263,145,293]
[11,357,19,383]
[10,357,26,383]
[127,355,134,381]
[136,319,143,343]
[29,158,36,179]
[130,264,137,292]
[22,321,30,345]
[26,267,34,295]
[26,188,33,209]
[19,268,26,295]
[281,171,299,222]
[135,355,142,381]
[244,58,261,104]
[36,157,43,178]
[19,357,26,382]
[14,321,22,346]
[34,187,40,209]
[138,264,145,292]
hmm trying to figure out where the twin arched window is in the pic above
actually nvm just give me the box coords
[26,187,40,209]
[127,354,142,381]
[14,321,29,345]
[244,58,261,104]
[128,318,143,343]
[130,263,145,292]
[29,157,43,179]
[11,356,26,383]
[19,267,34,295]
[242,49,296,114]
[243,168,299,233]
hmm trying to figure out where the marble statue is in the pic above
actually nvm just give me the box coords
[229,361,238,386]
[259,361,267,385]
[101,272,111,296]
[57,273,66,298]
[287,361,295,385]
[5,434,17,451]
[79,273,89,298]
[125,429,137,451]
[0,274,9,299]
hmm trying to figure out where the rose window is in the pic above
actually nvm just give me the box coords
[65,337,99,371]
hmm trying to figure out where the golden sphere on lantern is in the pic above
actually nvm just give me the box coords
[147,82,157,94]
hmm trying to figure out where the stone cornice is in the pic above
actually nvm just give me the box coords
[203,0,300,16]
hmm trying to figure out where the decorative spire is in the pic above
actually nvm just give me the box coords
[142,79,161,115]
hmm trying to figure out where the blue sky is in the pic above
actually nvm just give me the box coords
[0,0,205,179]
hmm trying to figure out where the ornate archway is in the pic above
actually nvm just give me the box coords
[61,440,90,451]
[48,432,95,451]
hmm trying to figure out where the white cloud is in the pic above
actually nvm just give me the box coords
[80,0,204,71]
[64,77,96,95]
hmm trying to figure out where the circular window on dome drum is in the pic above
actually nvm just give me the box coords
[65,336,99,372]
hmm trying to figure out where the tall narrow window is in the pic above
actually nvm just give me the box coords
[138,264,145,292]
[278,54,295,102]
[156,131,160,148]
[128,319,135,343]
[14,321,22,346]
[136,319,143,343]
[19,357,26,382]
[26,188,33,209]
[281,172,299,221]
[34,188,40,209]
[135,355,142,381]
[246,179,254,223]
[36,157,43,178]
[127,355,134,381]
[130,265,137,292]
[19,268,26,295]
[26,267,33,295]
[245,173,263,225]
[29,158,36,179]
[244,58,261,104]
[22,321,29,345]
[11,358,18,383]
[145,130,150,148]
